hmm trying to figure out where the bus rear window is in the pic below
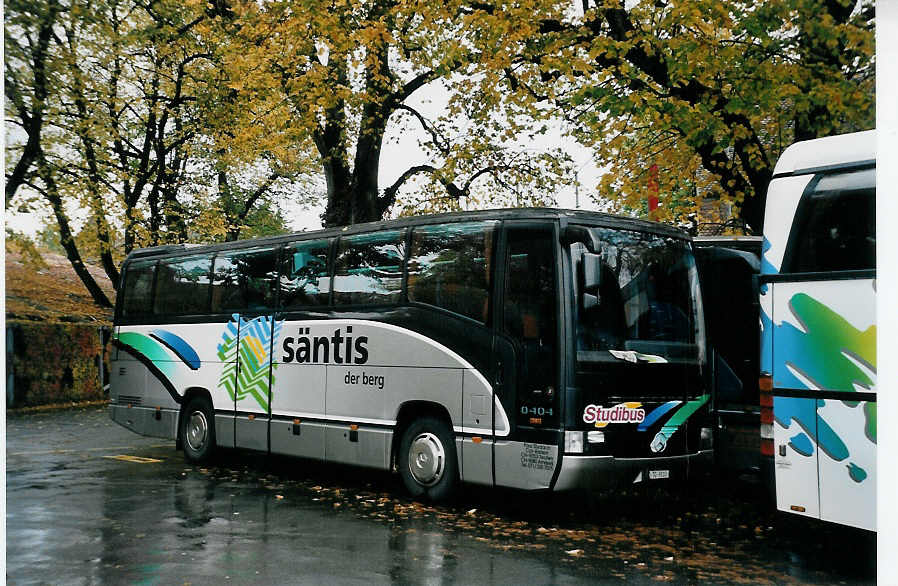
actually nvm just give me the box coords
[787,168,875,273]
[120,259,156,319]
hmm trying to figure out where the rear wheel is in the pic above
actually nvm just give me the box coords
[398,416,458,502]
[180,396,216,463]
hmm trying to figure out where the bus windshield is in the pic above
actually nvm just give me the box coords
[570,227,705,377]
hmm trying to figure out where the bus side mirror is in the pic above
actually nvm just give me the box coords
[582,252,602,290]
[562,225,599,252]
[580,252,603,309]
[583,292,599,310]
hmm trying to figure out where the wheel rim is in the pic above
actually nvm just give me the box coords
[408,432,445,487]
[186,410,208,453]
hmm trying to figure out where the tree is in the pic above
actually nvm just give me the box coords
[5,0,112,306]
[510,0,875,233]
[204,0,574,227]
[5,0,309,305]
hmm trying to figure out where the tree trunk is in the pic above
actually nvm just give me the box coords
[38,153,113,308]
[321,42,393,228]
[5,0,62,204]
[67,51,121,286]
[321,157,354,228]
[315,52,357,229]
[352,106,386,223]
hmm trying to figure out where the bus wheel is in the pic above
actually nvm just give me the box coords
[399,416,458,502]
[180,396,216,464]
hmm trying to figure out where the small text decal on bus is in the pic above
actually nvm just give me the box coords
[282,326,369,365]
[583,402,645,427]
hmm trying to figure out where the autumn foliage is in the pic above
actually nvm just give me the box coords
[5,248,113,407]
[5,0,875,315]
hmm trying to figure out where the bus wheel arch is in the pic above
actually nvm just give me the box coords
[178,388,216,464]
[393,402,459,502]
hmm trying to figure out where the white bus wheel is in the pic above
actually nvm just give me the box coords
[398,416,458,502]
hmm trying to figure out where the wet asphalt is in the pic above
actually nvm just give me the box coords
[6,407,876,585]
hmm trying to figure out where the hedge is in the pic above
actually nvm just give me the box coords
[7,322,110,408]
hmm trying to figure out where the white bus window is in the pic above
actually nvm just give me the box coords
[210,247,279,313]
[279,239,332,308]
[787,168,875,273]
[153,255,212,315]
[120,259,156,319]
[334,230,406,305]
[408,221,497,323]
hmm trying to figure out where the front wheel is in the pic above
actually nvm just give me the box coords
[180,396,216,463]
[398,416,458,502]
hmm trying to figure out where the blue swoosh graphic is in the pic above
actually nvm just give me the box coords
[638,400,681,432]
[150,329,201,370]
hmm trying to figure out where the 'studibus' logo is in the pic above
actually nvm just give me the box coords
[582,402,645,427]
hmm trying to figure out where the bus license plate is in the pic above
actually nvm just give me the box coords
[649,469,670,480]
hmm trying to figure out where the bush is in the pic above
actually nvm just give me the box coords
[8,322,109,407]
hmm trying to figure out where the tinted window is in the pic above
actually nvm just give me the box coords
[121,259,156,319]
[334,230,406,305]
[572,228,702,361]
[211,247,279,312]
[789,168,875,273]
[408,221,496,322]
[504,227,557,342]
[503,225,559,427]
[280,239,332,308]
[153,255,212,315]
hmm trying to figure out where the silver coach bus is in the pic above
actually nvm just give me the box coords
[110,209,712,501]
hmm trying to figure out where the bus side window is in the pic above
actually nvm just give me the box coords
[121,259,156,320]
[787,168,876,273]
[279,238,332,309]
[153,255,212,316]
[333,230,406,306]
[211,254,242,312]
[211,247,279,313]
[408,221,497,323]
[238,248,279,310]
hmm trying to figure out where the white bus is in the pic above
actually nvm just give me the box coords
[110,209,712,501]
[759,131,876,530]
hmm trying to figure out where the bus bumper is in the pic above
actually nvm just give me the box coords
[109,404,179,440]
[552,449,714,492]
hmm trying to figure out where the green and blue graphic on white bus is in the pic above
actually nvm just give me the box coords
[759,128,876,531]
[217,314,283,411]
[764,291,876,483]
[114,329,201,395]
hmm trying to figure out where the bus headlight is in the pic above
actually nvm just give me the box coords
[564,431,585,453]
[587,431,605,444]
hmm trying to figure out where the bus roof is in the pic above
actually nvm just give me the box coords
[693,235,762,243]
[124,208,690,263]
[772,130,876,177]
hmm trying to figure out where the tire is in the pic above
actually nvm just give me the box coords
[180,396,216,464]
[398,416,459,502]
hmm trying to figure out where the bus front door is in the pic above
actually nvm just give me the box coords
[492,223,561,490]
[231,311,277,452]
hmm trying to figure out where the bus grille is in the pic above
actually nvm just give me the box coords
[116,395,142,406]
